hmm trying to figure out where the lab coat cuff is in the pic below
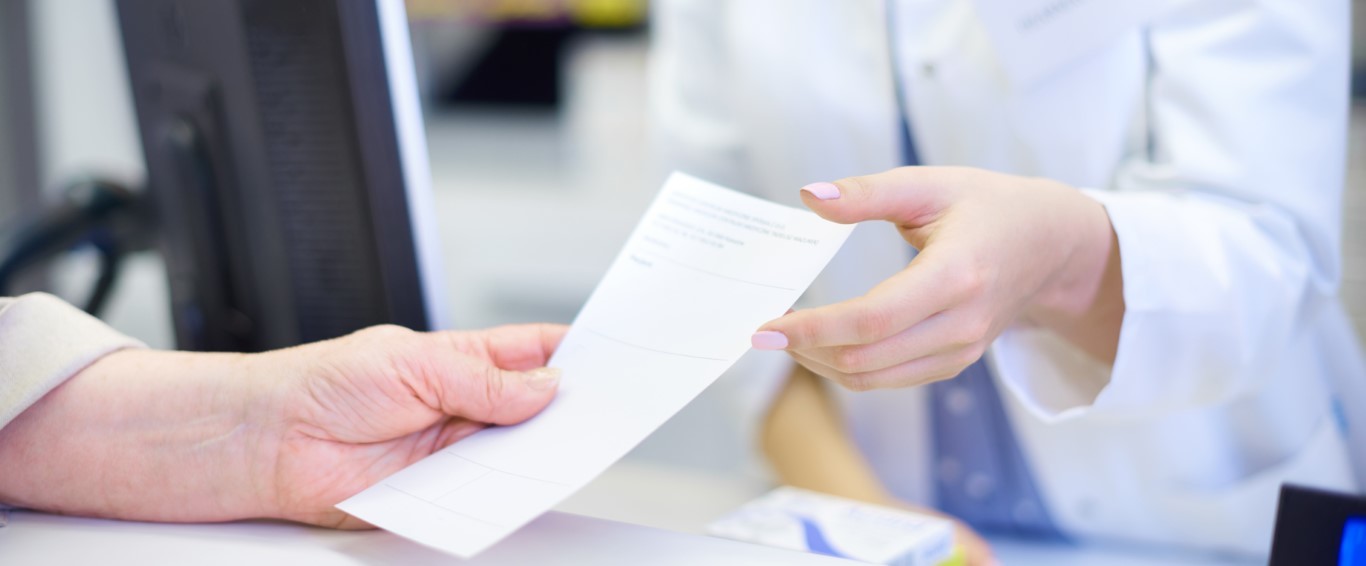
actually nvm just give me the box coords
[991,188,1203,421]
[990,325,1112,422]
[1080,187,1238,415]
[0,293,146,431]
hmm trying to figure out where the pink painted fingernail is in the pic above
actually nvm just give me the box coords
[800,182,841,200]
[751,331,789,350]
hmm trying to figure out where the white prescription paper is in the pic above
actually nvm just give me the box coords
[337,172,855,557]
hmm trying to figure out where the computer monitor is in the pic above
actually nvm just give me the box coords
[0,0,41,234]
[1269,484,1366,566]
[116,0,448,352]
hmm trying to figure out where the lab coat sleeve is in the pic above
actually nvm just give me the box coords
[992,0,1352,419]
[0,293,144,430]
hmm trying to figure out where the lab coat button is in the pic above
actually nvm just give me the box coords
[964,473,995,500]
[945,386,975,415]
[937,458,962,483]
[1013,500,1040,523]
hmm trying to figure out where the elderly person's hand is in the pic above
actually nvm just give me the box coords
[0,323,565,528]
[751,166,1123,391]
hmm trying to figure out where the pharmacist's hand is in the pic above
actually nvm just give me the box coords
[877,498,996,566]
[892,500,995,566]
[751,166,1117,391]
[254,324,567,528]
[951,519,998,566]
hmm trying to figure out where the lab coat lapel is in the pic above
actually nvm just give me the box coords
[726,0,901,203]
[970,0,1172,87]
[724,1,911,318]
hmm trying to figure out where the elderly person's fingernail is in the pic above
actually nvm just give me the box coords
[751,331,789,350]
[524,367,562,390]
[800,182,841,200]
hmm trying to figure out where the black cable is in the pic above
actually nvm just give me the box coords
[0,179,151,316]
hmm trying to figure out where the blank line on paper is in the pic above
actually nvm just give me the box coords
[583,328,730,362]
[637,250,798,291]
[441,453,573,487]
[380,484,509,528]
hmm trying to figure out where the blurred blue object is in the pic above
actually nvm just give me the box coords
[1341,518,1366,566]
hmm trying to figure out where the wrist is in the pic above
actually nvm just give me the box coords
[1022,186,1125,363]
[1025,187,1116,320]
[104,348,268,521]
[216,350,285,521]
[232,348,303,523]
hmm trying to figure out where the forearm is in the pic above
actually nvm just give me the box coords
[0,349,269,522]
[761,365,890,503]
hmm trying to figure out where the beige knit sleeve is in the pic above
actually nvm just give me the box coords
[0,293,145,430]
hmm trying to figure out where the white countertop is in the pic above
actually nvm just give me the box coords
[0,459,1259,565]
[0,510,855,565]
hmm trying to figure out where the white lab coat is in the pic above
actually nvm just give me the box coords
[650,0,1365,557]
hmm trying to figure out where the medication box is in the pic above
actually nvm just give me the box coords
[706,487,959,566]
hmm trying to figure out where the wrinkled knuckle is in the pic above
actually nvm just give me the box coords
[833,347,864,373]
[853,306,895,343]
[954,343,989,369]
[789,322,819,349]
[480,369,508,417]
[842,175,872,198]
[949,264,986,297]
[954,318,992,347]
[833,346,868,373]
